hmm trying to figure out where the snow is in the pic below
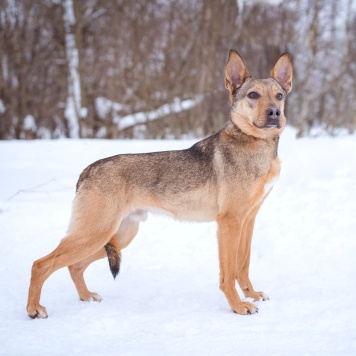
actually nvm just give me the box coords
[80,107,88,119]
[23,114,36,131]
[95,96,123,121]
[117,97,201,130]
[0,127,356,355]
[93,96,200,135]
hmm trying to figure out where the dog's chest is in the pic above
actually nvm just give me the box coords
[258,157,281,204]
[261,175,278,200]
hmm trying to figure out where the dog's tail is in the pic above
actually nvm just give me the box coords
[104,239,121,279]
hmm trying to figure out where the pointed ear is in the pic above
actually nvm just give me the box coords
[225,50,250,94]
[270,52,293,94]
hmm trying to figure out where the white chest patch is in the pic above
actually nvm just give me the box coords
[257,176,279,206]
[263,176,278,196]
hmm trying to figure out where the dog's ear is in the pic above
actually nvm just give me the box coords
[270,53,293,94]
[225,50,250,94]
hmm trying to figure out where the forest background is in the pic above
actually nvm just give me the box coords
[0,0,355,140]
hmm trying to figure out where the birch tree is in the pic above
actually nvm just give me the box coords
[62,0,86,138]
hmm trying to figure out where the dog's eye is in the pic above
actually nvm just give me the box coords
[247,92,260,99]
[276,93,283,100]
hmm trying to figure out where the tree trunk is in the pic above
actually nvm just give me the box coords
[62,0,86,138]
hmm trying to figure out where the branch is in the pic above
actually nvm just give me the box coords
[116,96,203,131]
[7,179,72,201]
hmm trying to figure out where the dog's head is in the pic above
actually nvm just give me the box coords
[225,50,293,139]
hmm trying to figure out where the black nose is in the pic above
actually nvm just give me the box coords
[266,107,281,128]
[266,107,280,119]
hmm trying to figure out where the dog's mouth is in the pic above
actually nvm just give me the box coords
[253,121,281,129]
[265,124,279,129]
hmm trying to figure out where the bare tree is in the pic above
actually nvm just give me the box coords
[0,0,68,139]
[0,0,355,139]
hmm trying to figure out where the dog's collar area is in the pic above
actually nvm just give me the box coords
[229,115,243,133]
[229,114,238,128]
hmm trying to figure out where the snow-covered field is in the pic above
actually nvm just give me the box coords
[0,127,355,355]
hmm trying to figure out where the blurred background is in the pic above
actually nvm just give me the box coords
[0,0,355,140]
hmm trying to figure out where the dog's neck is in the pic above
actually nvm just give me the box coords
[227,114,248,136]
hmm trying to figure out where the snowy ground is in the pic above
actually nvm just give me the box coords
[0,127,355,355]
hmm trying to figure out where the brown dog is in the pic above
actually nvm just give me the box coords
[27,50,293,318]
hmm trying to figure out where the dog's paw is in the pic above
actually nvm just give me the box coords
[80,292,102,302]
[232,301,258,315]
[27,304,48,319]
[257,291,269,301]
[244,289,269,302]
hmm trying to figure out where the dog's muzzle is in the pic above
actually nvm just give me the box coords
[265,107,281,128]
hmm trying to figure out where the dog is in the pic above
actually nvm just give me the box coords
[27,50,293,318]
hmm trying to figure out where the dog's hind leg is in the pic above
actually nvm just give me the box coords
[27,192,122,319]
[68,213,143,302]
[27,231,116,319]
[68,248,107,302]
[236,206,269,302]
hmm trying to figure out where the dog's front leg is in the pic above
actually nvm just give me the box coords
[216,213,258,315]
[236,207,269,302]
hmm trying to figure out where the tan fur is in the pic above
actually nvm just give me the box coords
[26,50,293,318]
